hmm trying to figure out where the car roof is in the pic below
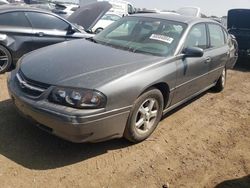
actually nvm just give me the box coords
[130,13,216,24]
[0,4,51,14]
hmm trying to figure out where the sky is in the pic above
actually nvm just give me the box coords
[128,0,250,17]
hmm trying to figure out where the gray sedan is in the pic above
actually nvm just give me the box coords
[8,13,237,143]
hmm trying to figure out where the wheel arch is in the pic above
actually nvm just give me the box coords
[139,82,170,109]
[0,41,14,61]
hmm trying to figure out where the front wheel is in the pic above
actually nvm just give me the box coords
[0,45,12,74]
[213,67,226,92]
[124,88,164,143]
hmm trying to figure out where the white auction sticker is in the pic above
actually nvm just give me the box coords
[149,34,174,44]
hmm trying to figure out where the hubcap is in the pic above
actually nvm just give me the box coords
[135,98,159,134]
[0,50,9,72]
[221,68,226,87]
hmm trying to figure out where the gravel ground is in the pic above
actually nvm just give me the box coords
[0,61,249,188]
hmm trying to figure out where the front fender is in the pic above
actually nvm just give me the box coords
[98,58,178,111]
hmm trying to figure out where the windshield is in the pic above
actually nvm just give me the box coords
[93,16,186,57]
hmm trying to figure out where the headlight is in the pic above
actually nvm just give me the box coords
[48,87,107,109]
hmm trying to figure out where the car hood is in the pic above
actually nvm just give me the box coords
[67,1,112,31]
[228,9,250,30]
[20,39,164,89]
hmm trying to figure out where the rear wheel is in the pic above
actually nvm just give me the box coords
[213,67,226,92]
[0,45,12,74]
[124,88,164,143]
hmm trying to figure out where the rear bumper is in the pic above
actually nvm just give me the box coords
[8,74,131,143]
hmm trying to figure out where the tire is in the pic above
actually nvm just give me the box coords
[95,28,103,34]
[124,88,164,143]
[213,67,226,92]
[0,45,12,74]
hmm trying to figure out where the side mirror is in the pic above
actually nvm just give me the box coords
[182,47,204,58]
[67,25,77,35]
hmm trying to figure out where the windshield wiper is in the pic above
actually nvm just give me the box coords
[127,47,154,56]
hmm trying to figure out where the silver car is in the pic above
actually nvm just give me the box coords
[8,13,237,143]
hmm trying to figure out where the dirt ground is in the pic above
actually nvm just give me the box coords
[0,61,249,188]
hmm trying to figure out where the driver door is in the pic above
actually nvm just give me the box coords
[171,23,211,105]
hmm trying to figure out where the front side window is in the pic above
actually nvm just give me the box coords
[25,12,69,30]
[0,12,30,27]
[94,16,186,57]
[185,23,208,49]
[208,24,225,48]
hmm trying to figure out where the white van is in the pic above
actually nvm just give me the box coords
[79,0,135,15]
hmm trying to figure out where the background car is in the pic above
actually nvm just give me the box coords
[51,2,79,18]
[91,12,122,33]
[24,0,80,18]
[8,13,237,143]
[228,9,250,59]
[0,0,9,5]
[176,6,201,17]
[0,5,86,73]
[0,2,111,74]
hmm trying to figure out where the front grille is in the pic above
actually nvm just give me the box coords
[16,70,50,97]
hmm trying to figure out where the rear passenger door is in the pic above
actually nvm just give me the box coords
[25,12,70,50]
[206,23,229,83]
[0,11,33,62]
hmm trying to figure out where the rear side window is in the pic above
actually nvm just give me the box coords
[25,12,69,30]
[185,23,208,49]
[0,12,30,27]
[208,24,225,48]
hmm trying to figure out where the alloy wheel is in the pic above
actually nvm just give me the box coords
[0,49,9,72]
[134,98,159,134]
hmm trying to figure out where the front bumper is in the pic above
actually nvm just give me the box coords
[7,73,131,143]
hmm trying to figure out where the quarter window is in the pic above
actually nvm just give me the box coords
[208,24,225,48]
[185,24,208,49]
[25,12,69,30]
[0,12,30,27]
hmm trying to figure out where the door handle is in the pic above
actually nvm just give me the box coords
[205,57,211,63]
[35,32,44,37]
